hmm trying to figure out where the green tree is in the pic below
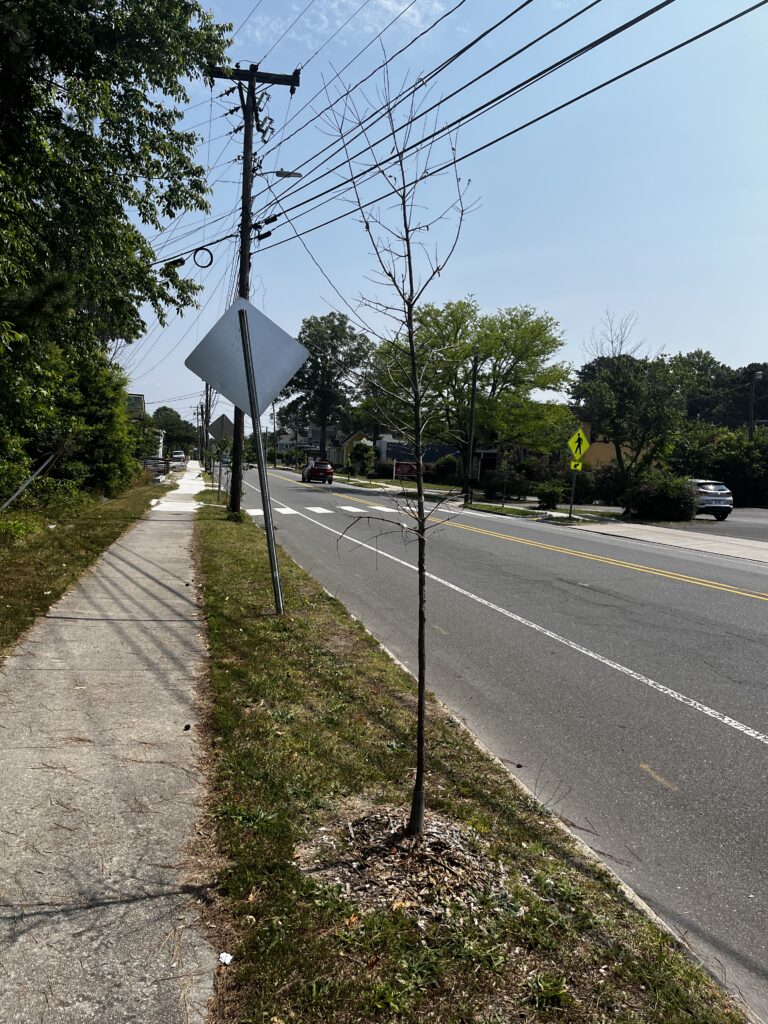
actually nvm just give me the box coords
[0,0,229,498]
[571,340,685,483]
[368,299,569,471]
[151,407,196,456]
[281,313,372,458]
[131,415,162,461]
[665,421,768,506]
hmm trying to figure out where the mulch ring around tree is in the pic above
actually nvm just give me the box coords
[293,803,521,926]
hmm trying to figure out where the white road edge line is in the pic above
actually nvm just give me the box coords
[243,481,768,747]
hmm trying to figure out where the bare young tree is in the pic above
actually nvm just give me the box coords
[584,309,644,360]
[326,70,472,835]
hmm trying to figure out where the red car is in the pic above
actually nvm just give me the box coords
[301,460,334,484]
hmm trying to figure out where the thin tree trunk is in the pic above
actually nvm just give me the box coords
[406,292,426,837]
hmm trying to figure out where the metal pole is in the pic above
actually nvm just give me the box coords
[272,402,277,467]
[0,451,58,513]
[217,455,223,501]
[748,372,762,440]
[238,308,284,614]
[569,469,577,520]
[464,353,479,505]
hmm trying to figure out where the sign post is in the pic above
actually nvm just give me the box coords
[566,428,590,520]
[238,308,284,615]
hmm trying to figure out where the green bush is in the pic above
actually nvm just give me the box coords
[20,477,93,518]
[0,515,40,547]
[572,467,596,504]
[592,462,629,504]
[431,454,459,484]
[483,470,529,502]
[622,470,696,521]
[535,480,564,510]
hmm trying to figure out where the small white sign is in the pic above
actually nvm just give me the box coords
[185,299,308,414]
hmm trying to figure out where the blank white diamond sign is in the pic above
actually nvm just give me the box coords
[185,298,308,412]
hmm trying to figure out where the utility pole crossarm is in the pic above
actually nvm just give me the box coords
[209,66,300,90]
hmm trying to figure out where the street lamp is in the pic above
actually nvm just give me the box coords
[749,370,763,441]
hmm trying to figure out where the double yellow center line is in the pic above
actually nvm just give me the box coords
[341,495,768,603]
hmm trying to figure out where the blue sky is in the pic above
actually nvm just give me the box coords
[119,0,768,426]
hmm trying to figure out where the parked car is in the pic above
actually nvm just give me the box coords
[302,460,334,484]
[170,450,186,468]
[690,479,733,520]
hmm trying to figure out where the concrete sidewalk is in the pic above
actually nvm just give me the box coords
[0,464,214,1023]
[569,518,768,565]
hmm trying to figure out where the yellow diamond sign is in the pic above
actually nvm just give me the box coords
[568,428,590,460]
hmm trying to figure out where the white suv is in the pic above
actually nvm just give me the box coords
[690,479,733,521]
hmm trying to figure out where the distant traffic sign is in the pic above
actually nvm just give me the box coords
[568,428,590,460]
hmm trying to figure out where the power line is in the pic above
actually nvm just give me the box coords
[256,0,434,164]
[130,249,238,382]
[255,0,599,218]
[255,0,768,255]
[233,0,267,38]
[302,0,378,68]
[261,0,674,232]
[260,0,320,64]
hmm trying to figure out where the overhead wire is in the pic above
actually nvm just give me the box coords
[254,0,594,216]
[258,0,676,233]
[130,248,238,382]
[301,0,378,69]
[256,0,431,162]
[253,0,768,256]
[233,0,268,38]
[260,0,321,64]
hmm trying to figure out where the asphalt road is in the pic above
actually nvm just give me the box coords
[243,468,768,1021]
[674,507,768,542]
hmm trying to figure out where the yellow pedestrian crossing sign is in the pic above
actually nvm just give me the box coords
[568,428,590,460]
[570,460,583,471]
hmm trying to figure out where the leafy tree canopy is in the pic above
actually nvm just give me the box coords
[0,0,229,347]
[151,406,196,454]
[571,353,685,479]
[365,298,569,460]
[0,1,229,498]
[280,313,372,457]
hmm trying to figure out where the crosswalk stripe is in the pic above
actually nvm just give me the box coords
[370,504,395,512]
[276,508,300,515]
[246,508,264,516]
[305,506,334,514]
[337,505,367,513]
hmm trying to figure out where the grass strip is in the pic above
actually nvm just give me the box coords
[195,504,747,1024]
[467,503,541,518]
[0,481,167,656]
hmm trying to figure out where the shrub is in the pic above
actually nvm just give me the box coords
[0,515,40,547]
[592,462,630,504]
[483,470,529,502]
[431,454,459,484]
[622,470,696,521]
[20,477,93,518]
[571,467,596,504]
[535,480,564,510]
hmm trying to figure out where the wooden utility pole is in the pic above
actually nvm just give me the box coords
[209,64,299,513]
